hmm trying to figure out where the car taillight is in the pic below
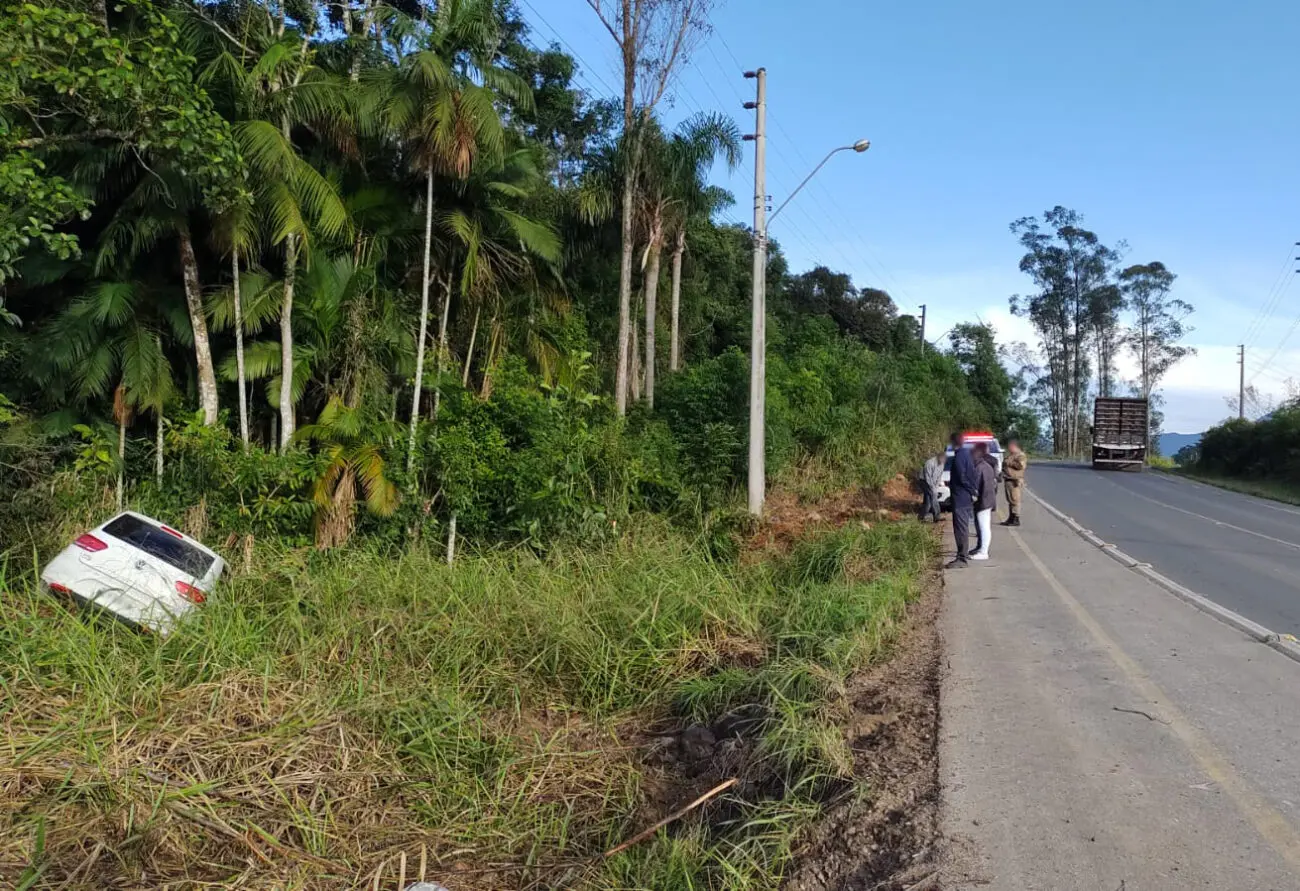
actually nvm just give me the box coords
[48,582,71,595]
[74,534,107,552]
[161,525,184,539]
[175,581,206,604]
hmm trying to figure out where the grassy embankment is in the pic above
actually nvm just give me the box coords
[1164,468,1300,505]
[0,510,933,889]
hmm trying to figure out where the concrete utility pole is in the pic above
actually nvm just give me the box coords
[743,67,767,517]
[1239,344,1246,420]
[919,304,927,355]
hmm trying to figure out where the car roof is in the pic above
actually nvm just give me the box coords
[98,511,221,559]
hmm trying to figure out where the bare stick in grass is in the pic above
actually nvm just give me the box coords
[602,777,738,859]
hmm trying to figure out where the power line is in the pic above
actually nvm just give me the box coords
[517,0,618,98]
[1242,240,1299,349]
[515,11,866,291]
[694,33,912,296]
[1249,273,1300,383]
[767,112,915,301]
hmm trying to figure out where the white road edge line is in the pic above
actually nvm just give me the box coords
[1027,487,1300,666]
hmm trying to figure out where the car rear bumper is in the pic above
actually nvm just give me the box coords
[41,555,188,634]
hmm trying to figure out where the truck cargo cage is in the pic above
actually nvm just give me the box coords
[1091,397,1149,471]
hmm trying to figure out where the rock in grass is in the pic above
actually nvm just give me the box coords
[678,725,717,762]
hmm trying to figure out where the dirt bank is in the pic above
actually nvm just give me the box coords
[783,570,943,890]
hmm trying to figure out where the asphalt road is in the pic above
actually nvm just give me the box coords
[942,508,1300,889]
[1027,462,1300,637]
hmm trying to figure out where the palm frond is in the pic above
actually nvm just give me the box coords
[495,210,562,265]
[82,282,142,328]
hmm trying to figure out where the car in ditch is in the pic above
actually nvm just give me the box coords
[41,511,224,634]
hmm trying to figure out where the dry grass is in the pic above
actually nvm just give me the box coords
[0,517,935,890]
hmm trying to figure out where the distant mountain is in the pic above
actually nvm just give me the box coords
[1157,432,1201,458]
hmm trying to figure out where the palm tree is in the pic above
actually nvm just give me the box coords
[665,135,740,369]
[201,17,353,452]
[211,199,259,448]
[87,155,222,427]
[373,0,532,472]
[442,148,562,402]
[295,396,399,549]
[30,280,179,502]
[640,114,740,392]
[211,252,394,434]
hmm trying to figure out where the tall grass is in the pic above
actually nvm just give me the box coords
[0,518,934,889]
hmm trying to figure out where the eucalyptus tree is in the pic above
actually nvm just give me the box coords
[1120,262,1194,401]
[1010,207,1118,455]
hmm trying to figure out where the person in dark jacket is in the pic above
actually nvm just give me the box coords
[970,442,998,560]
[946,432,979,568]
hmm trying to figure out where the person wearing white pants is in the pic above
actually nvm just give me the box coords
[970,442,998,560]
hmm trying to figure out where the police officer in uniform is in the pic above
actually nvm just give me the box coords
[1001,439,1027,527]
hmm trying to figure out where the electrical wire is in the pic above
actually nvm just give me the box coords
[1241,241,1299,349]
[1248,273,1300,384]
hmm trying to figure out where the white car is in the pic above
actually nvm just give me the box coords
[41,511,224,634]
[936,433,1004,508]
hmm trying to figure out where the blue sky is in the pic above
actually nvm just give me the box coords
[526,0,1300,432]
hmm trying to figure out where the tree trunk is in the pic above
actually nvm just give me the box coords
[670,230,684,372]
[116,415,126,510]
[615,173,635,415]
[407,164,435,475]
[463,304,480,387]
[432,273,452,424]
[279,232,299,452]
[630,293,642,403]
[232,245,250,450]
[446,512,457,565]
[479,314,499,399]
[613,25,640,416]
[179,225,220,426]
[155,409,164,484]
[644,241,662,408]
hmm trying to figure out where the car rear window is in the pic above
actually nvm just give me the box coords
[102,515,215,577]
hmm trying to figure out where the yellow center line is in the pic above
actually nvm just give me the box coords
[1011,527,1300,871]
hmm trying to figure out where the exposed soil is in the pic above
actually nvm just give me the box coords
[751,474,922,555]
[782,569,944,891]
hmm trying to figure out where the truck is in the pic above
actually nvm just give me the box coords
[1091,397,1149,470]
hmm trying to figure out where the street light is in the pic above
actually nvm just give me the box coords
[747,136,871,516]
[768,140,870,225]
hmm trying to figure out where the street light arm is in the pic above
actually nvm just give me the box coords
[767,141,868,226]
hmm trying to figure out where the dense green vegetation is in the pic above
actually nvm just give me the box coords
[1179,405,1300,503]
[0,0,1003,554]
[0,0,1024,886]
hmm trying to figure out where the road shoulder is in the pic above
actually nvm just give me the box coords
[938,502,1300,890]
